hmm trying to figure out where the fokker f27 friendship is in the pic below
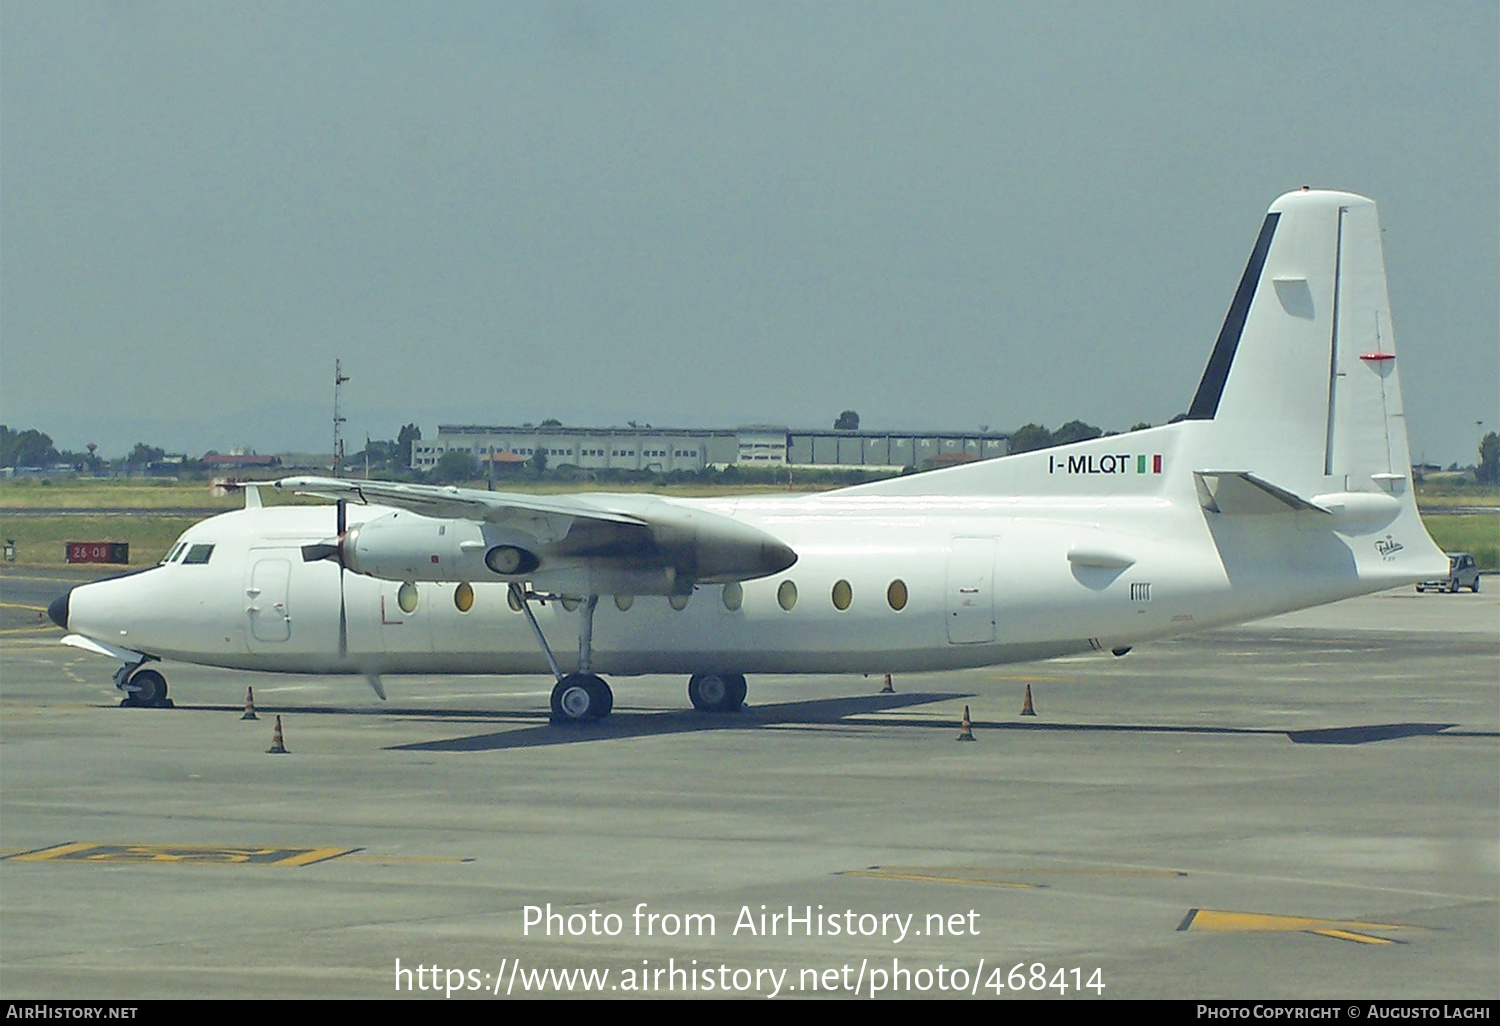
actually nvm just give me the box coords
[50,189,1447,720]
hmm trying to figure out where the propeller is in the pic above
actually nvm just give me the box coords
[300,499,349,658]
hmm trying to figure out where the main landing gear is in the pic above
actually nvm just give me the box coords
[510,585,615,724]
[550,673,613,720]
[509,585,750,722]
[688,672,747,713]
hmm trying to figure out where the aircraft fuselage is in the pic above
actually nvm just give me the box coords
[62,482,1412,681]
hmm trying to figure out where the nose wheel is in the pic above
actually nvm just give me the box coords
[121,667,173,709]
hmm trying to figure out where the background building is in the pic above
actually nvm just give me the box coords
[413,424,1010,472]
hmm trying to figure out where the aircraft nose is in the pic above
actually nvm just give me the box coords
[47,589,70,629]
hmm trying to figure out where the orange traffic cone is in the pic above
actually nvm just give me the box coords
[957,705,976,741]
[241,686,259,720]
[1020,684,1037,717]
[880,673,895,694]
[266,715,288,754]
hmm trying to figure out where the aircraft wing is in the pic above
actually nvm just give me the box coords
[273,476,797,587]
[275,476,646,528]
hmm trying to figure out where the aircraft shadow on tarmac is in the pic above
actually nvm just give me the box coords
[386,691,976,751]
[176,695,1488,752]
[384,709,1487,752]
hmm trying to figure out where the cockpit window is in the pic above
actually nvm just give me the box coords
[161,542,187,564]
[181,544,216,565]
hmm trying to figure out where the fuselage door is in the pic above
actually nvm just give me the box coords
[946,536,996,644]
[247,558,292,643]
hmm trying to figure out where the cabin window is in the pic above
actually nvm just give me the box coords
[181,544,216,565]
[831,579,852,610]
[397,582,419,614]
[615,594,634,612]
[721,582,743,611]
[887,579,908,611]
[777,580,798,611]
[454,582,474,612]
[669,592,690,611]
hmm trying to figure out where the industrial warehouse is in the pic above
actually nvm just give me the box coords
[410,424,1013,474]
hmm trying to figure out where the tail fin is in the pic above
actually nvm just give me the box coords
[1186,188,1413,500]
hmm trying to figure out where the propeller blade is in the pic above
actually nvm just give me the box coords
[335,499,349,659]
[364,673,387,701]
[338,585,348,659]
[301,541,339,562]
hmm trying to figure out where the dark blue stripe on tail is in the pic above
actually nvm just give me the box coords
[1186,212,1280,420]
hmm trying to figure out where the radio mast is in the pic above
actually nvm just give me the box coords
[332,358,350,478]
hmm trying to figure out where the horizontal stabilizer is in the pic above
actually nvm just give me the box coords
[1194,472,1331,516]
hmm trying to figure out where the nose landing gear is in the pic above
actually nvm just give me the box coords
[117,665,173,708]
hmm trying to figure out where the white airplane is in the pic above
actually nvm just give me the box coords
[50,188,1448,721]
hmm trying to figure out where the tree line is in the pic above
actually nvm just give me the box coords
[8,421,1496,488]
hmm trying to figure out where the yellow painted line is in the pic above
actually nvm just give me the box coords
[4,842,362,867]
[0,626,60,635]
[1312,928,1396,945]
[991,675,1073,683]
[343,854,475,864]
[0,601,47,612]
[945,867,1186,878]
[842,869,1039,889]
[1178,908,1418,945]
[848,864,1184,884]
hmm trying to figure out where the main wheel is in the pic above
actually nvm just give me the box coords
[124,668,171,709]
[688,672,747,713]
[550,673,612,722]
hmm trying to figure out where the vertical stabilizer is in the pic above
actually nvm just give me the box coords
[1186,189,1412,500]
[1181,188,1445,591]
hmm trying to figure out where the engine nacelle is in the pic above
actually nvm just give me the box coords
[342,511,540,583]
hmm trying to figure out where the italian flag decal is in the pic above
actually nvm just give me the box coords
[1137,454,1163,474]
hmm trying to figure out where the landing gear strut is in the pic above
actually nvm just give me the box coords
[511,584,614,723]
[688,672,747,713]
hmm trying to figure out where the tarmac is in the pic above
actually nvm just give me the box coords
[0,568,1495,999]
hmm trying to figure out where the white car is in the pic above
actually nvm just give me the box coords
[1416,552,1481,593]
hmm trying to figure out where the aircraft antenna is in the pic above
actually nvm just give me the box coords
[332,358,350,478]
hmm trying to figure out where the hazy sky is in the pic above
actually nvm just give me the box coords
[3,2,1496,464]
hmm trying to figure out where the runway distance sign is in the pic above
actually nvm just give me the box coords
[66,542,128,564]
